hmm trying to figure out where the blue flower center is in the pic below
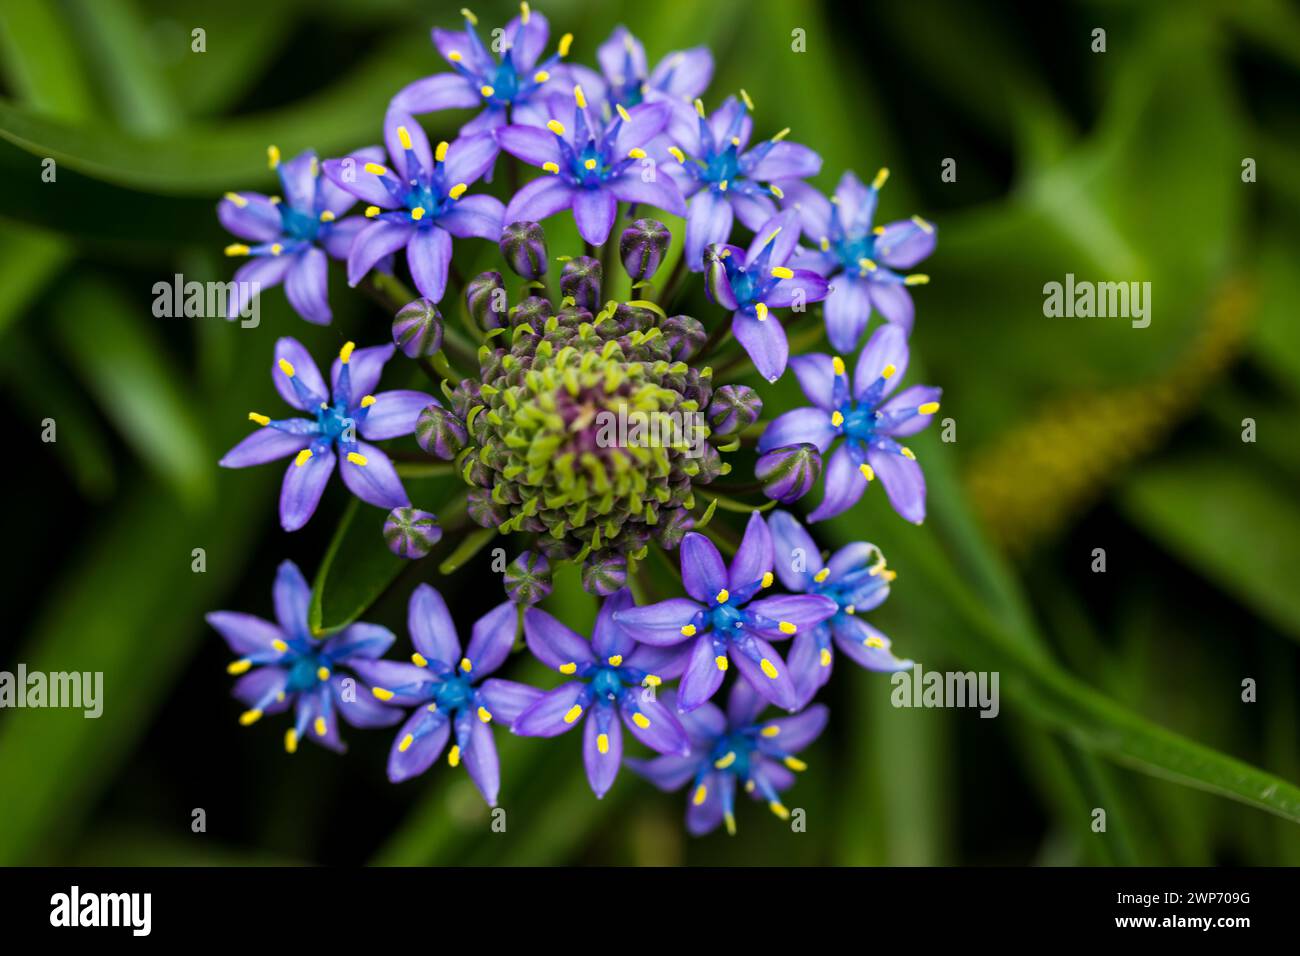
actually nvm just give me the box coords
[315,400,353,442]
[700,146,742,187]
[838,403,880,444]
[432,675,474,713]
[569,141,611,187]
[832,231,877,275]
[590,666,629,702]
[279,204,323,243]
[709,732,754,776]
[488,58,522,103]
[284,652,329,692]
[708,601,749,634]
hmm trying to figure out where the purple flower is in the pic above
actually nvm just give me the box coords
[389,4,573,159]
[207,560,403,752]
[513,588,692,798]
[219,146,370,325]
[628,682,827,835]
[350,585,541,806]
[611,512,837,713]
[497,87,686,245]
[219,337,436,531]
[768,510,912,706]
[702,209,830,382]
[566,25,713,148]
[757,324,941,524]
[323,121,504,303]
[667,94,822,271]
[783,168,936,352]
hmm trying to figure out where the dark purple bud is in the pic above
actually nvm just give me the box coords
[415,404,468,460]
[561,256,602,312]
[653,507,695,549]
[510,295,553,329]
[384,507,442,559]
[582,550,627,596]
[703,244,731,306]
[620,218,671,281]
[504,550,552,605]
[466,270,508,331]
[391,298,444,358]
[467,488,508,527]
[662,315,707,361]
[708,385,763,438]
[500,221,549,280]
[756,443,822,504]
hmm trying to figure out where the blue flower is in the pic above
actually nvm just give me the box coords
[218,146,369,325]
[207,561,404,752]
[612,512,837,713]
[667,93,822,272]
[703,209,830,382]
[783,168,936,352]
[323,119,503,303]
[768,510,912,706]
[757,324,941,524]
[347,585,541,807]
[513,588,692,798]
[219,337,437,531]
[498,86,686,245]
[629,681,827,835]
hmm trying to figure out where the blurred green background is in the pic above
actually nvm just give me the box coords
[2,0,1299,865]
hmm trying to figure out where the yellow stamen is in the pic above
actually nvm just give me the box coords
[448,745,461,767]
[278,358,296,378]
[435,140,449,163]
[269,243,283,256]
[448,183,468,200]
[364,205,380,218]
[480,84,495,97]
[718,179,728,191]
[769,801,790,820]
[872,167,890,190]
[715,751,736,769]
[813,568,830,583]
[724,812,737,835]
[865,636,886,648]
[573,85,587,109]
[364,162,388,176]
[293,449,313,468]
[667,146,685,164]
[760,657,779,678]
[559,662,577,674]
[248,412,270,427]
[912,214,934,233]
[755,302,768,321]
[819,236,831,251]
[547,119,566,136]
[693,784,708,805]
[770,265,794,279]
[769,183,784,199]
[272,639,289,653]
[319,210,335,222]
[448,50,463,62]
[859,463,874,481]
[239,709,262,726]
[904,274,930,286]
[761,571,774,588]
[632,712,651,729]
[740,88,754,110]
[584,158,597,170]
[542,161,560,174]
[372,687,395,702]
[642,674,662,687]
[477,706,493,723]
[715,589,730,604]
[831,410,844,427]
[460,8,478,26]
[411,652,428,667]
[558,33,573,57]
[411,207,426,221]
[224,243,250,256]
[627,147,647,160]
[772,127,790,141]
[859,257,877,273]
[267,145,280,168]
[337,341,354,365]
[784,756,807,772]
[519,1,531,24]
[316,666,330,681]
[616,104,632,123]
[597,733,609,754]
[901,447,917,460]
[881,363,897,379]
[314,716,327,737]
[398,733,414,753]
[534,69,550,83]
[607,655,623,667]
[693,98,705,117]
[397,125,413,150]
[715,655,729,672]
[224,191,248,207]
[820,647,833,666]
[918,401,940,415]
[227,659,252,675]
[563,704,583,724]
[761,725,780,737]
[285,729,298,753]
[360,395,376,408]
[778,621,797,635]
[679,624,697,637]
[460,657,472,673]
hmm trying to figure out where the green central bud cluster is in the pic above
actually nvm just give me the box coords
[454,289,726,589]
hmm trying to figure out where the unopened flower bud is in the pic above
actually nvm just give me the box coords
[653,507,694,549]
[582,550,627,596]
[500,221,549,279]
[392,298,444,358]
[620,218,671,281]
[756,443,822,504]
[561,256,602,312]
[415,404,468,460]
[703,244,733,306]
[466,270,507,331]
[662,315,706,361]
[708,385,763,438]
[384,507,442,559]
[504,550,552,605]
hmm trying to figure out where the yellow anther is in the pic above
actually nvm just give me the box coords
[224,191,248,207]
[448,182,468,200]
[460,657,472,673]
[398,733,414,753]
[616,104,632,123]
[337,341,355,364]
[269,243,283,256]
[642,674,662,687]
[346,452,368,466]
[314,716,327,737]
[534,70,550,83]
[411,652,428,667]
[918,401,940,415]
[460,8,478,26]
[558,33,573,57]
[478,705,493,723]
[607,655,623,667]
[679,624,697,637]
[364,205,380,218]
[448,745,461,767]
[371,687,395,701]
[597,733,609,754]
[227,659,252,675]
[819,236,831,251]
[267,145,281,168]
[769,801,790,820]
[632,712,650,729]
[844,604,857,615]
[284,729,298,753]
[627,147,647,160]
[761,725,781,738]
[294,449,313,468]
[831,410,844,428]
[911,214,934,233]
[360,395,376,408]
[364,162,388,176]
[859,463,875,481]
[778,621,797,635]
[784,756,807,772]
[724,812,737,835]
[520,1,531,24]
[397,125,413,150]
[873,225,886,235]
[693,98,706,117]
[771,265,794,279]
[584,158,597,170]
[435,140,449,163]
[769,183,784,199]
[813,568,831,583]
[715,655,729,672]
[904,274,930,286]
[667,146,686,164]
[224,243,250,256]
[859,257,877,273]
[820,647,833,666]
[269,196,282,204]
[563,704,583,724]
[559,662,577,674]
[901,447,917,461]
[755,302,768,321]
[865,636,886,648]
[546,119,566,136]
[761,571,774,588]
[248,412,271,427]
[239,709,263,726]
[715,589,730,604]
[448,50,463,62]
[319,210,335,222]
[760,658,779,679]
[573,85,587,109]
[715,751,736,769]
[718,179,728,191]
[272,639,289,653]
[772,127,790,141]
[693,784,708,805]
[881,363,897,379]
[480,84,495,97]
[411,206,426,221]
[872,167,890,190]
[316,666,330,681]
[542,161,560,174]
[739,88,754,110]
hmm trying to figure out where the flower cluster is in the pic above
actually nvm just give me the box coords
[210,5,941,836]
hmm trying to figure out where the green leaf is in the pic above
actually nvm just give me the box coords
[309,499,408,634]
[0,0,94,119]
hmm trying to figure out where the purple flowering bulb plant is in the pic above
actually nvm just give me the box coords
[209,2,940,836]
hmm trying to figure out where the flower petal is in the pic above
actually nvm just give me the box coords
[744,208,801,267]
[279,444,336,531]
[732,637,799,711]
[332,674,404,728]
[878,384,942,438]
[744,141,821,182]
[387,708,449,783]
[621,693,690,756]
[273,337,328,410]
[806,444,867,523]
[462,714,501,806]
[592,587,636,659]
[757,703,829,753]
[686,770,729,835]
[478,678,544,725]
[218,192,281,242]
[272,560,311,640]
[284,247,331,326]
[504,174,576,224]
[756,407,836,454]
[206,611,284,657]
[611,598,701,646]
[748,594,838,639]
[358,390,437,440]
[677,633,727,712]
[867,279,915,334]
[824,274,873,354]
[866,444,926,524]
[339,442,409,510]
[408,583,461,668]
[732,310,789,383]
[583,706,623,797]
[323,152,398,209]
[465,601,517,677]
[572,188,618,245]
[331,343,394,403]
[512,681,588,737]
[853,322,910,401]
[496,124,562,168]
[830,615,914,672]
[523,607,596,671]
[626,753,700,792]
[227,256,292,322]
[729,510,774,592]
[438,193,504,240]
[788,354,839,411]
[606,170,686,216]
[679,532,728,604]
[763,268,829,308]
[875,218,936,270]
[767,510,822,591]
[779,180,832,241]
[390,72,482,114]
[219,425,312,469]
[786,627,832,707]
[406,225,453,302]
[347,219,415,288]
[684,188,734,273]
